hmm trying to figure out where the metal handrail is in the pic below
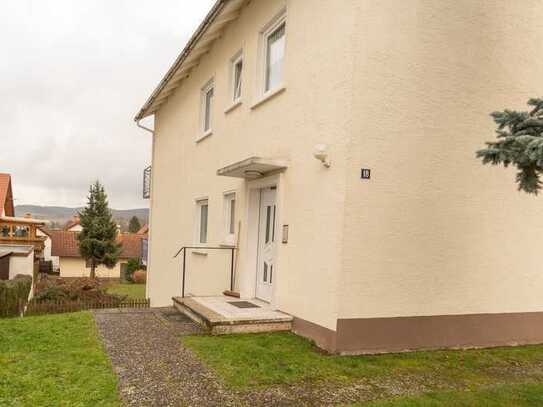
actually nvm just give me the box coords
[173,246,236,298]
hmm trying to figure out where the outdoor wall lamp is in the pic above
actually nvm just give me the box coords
[313,144,331,168]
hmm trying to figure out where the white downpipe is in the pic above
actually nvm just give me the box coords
[136,119,155,302]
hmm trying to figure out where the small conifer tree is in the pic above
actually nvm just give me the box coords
[78,181,121,279]
[128,216,141,233]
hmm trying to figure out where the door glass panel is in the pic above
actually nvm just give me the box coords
[263,262,268,282]
[265,206,271,243]
[272,205,276,242]
[270,265,273,284]
[229,199,236,234]
[200,204,208,243]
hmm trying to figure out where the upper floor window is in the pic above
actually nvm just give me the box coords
[231,53,243,102]
[264,17,286,92]
[200,80,214,136]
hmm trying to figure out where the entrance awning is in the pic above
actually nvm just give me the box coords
[217,157,288,179]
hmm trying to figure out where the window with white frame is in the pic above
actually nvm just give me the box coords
[231,53,243,102]
[195,199,209,244]
[263,14,286,93]
[223,193,236,243]
[201,80,214,134]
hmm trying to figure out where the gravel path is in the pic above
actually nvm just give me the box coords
[94,308,479,406]
[93,308,240,407]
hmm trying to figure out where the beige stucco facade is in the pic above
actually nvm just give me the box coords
[59,257,124,279]
[142,0,543,352]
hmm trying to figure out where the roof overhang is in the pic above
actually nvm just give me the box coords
[217,157,288,179]
[0,216,46,225]
[0,244,34,257]
[134,0,246,122]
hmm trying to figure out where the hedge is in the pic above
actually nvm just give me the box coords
[0,275,32,317]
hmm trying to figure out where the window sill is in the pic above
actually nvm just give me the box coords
[250,85,286,110]
[195,130,212,143]
[220,242,236,248]
[191,249,208,256]
[224,100,242,114]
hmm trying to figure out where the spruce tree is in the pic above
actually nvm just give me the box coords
[476,98,543,194]
[128,216,141,233]
[78,181,121,279]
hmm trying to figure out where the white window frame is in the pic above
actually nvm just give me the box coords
[231,51,243,103]
[259,10,286,97]
[223,192,236,245]
[198,79,214,142]
[194,198,209,244]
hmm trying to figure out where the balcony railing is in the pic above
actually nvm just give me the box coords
[143,165,151,199]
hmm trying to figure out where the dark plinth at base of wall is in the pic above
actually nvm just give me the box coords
[293,312,543,355]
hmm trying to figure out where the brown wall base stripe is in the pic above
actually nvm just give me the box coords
[292,317,337,352]
[336,312,543,354]
[294,312,543,354]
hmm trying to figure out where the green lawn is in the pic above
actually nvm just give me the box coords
[361,383,543,406]
[0,312,119,406]
[183,332,543,405]
[106,283,146,299]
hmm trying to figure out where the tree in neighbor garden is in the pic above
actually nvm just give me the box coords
[128,216,141,233]
[477,98,543,194]
[78,181,121,279]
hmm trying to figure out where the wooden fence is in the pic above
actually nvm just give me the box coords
[25,298,150,316]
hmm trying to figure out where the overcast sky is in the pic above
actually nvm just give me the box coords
[0,0,214,209]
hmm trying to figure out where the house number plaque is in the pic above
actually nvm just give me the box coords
[361,168,371,179]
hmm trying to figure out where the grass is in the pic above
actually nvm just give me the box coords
[183,332,543,404]
[0,312,119,406]
[105,283,146,299]
[360,383,543,406]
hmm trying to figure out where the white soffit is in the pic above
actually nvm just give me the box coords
[217,157,288,179]
[135,0,246,121]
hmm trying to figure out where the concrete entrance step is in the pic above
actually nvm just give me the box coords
[172,296,293,335]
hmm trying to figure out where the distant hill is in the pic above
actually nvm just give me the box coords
[15,205,149,231]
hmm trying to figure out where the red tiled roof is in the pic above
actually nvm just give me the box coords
[49,230,79,257]
[0,173,14,217]
[63,215,80,231]
[50,231,143,259]
[117,233,143,258]
[137,224,149,235]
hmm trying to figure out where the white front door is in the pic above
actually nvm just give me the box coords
[255,187,277,302]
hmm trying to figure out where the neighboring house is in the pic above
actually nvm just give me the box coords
[0,173,14,217]
[0,245,35,280]
[135,0,543,354]
[63,215,83,232]
[0,173,46,280]
[137,224,149,266]
[37,227,60,272]
[50,231,143,278]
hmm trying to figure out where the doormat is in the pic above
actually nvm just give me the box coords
[228,301,260,309]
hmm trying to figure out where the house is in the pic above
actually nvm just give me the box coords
[137,224,149,266]
[37,227,60,272]
[0,245,35,280]
[50,230,143,278]
[63,215,82,232]
[0,173,14,217]
[0,173,46,280]
[135,0,543,354]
